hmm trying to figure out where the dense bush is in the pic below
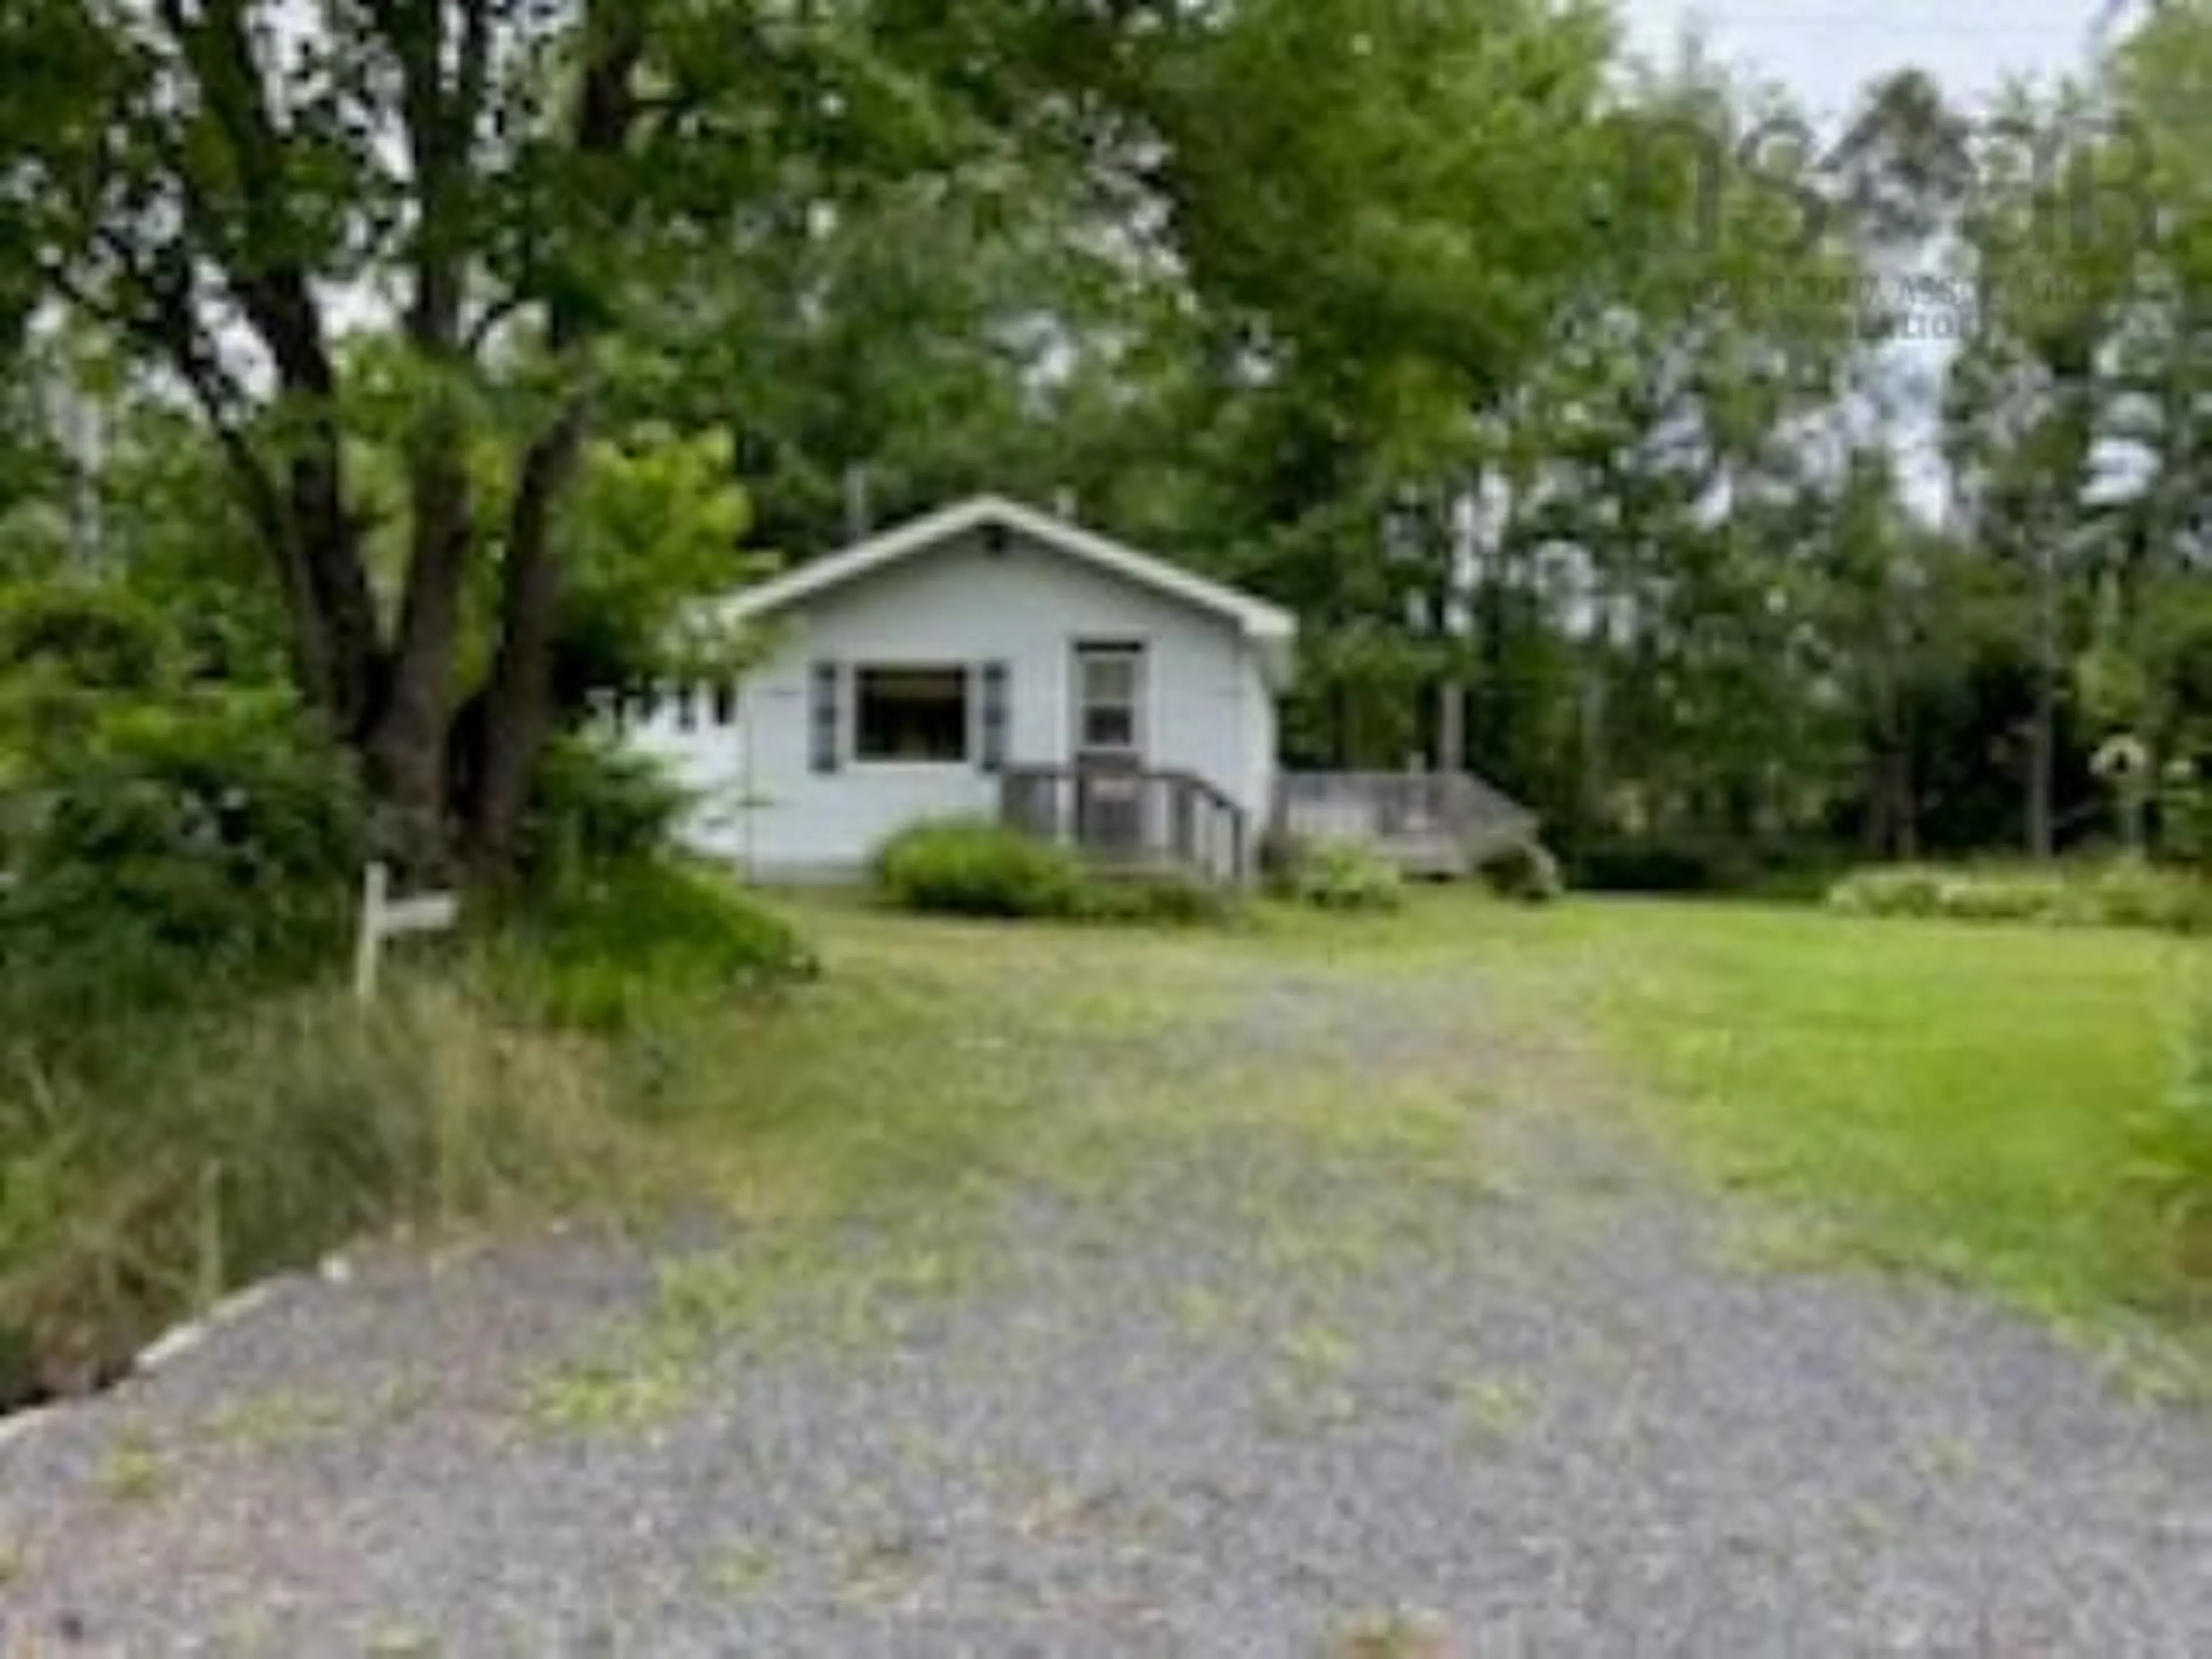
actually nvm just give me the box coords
[1,571,374,1036]
[1478,838,1566,904]
[1567,836,1743,894]
[875,819,1092,918]
[1568,834,1842,897]
[1281,838,1405,912]
[0,692,370,1033]
[2085,863,2210,933]
[0,581,173,700]
[495,859,817,1032]
[2162,758,2211,872]
[874,819,1234,925]
[1827,861,2212,935]
[521,732,694,893]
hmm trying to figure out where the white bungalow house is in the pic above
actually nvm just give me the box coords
[625,495,1298,885]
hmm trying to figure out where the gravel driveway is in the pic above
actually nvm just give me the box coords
[2,955,2207,1657]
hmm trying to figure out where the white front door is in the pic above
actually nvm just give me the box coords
[1071,642,1148,855]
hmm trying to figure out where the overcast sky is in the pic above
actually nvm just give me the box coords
[1616,1,2117,121]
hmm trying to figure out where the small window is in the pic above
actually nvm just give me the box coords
[855,666,971,763]
[1077,646,1143,753]
[711,679,739,727]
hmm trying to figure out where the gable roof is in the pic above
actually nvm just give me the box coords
[724,495,1297,681]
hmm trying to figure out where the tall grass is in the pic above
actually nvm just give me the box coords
[0,977,658,1404]
[0,669,822,1406]
[0,860,812,1408]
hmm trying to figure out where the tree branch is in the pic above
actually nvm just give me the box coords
[357,1,503,853]
[461,291,528,355]
[50,232,331,697]
[153,0,378,730]
[463,1,646,870]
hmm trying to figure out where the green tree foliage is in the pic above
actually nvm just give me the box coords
[0,578,369,1032]
[3,0,2210,898]
[559,426,766,704]
[0,0,1006,876]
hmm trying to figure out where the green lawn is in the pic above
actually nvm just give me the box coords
[21,882,2196,1415]
[643,891,2203,1388]
[1532,901,2201,1338]
[1231,893,2198,1325]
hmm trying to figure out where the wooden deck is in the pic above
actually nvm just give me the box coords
[998,766,1534,888]
[1276,771,1536,877]
[1001,764,1250,887]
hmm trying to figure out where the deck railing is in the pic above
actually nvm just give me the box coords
[1275,771,1535,876]
[1001,764,1249,887]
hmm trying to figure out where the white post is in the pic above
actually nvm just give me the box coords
[354,862,459,1003]
[354,861,389,1002]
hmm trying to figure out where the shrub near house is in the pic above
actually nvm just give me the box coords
[1827,862,2212,935]
[1277,839,1406,913]
[873,819,1228,924]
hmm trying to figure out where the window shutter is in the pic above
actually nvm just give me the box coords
[810,661,842,774]
[979,661,1009,772]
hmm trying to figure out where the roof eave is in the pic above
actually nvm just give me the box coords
[717,498,1300,672]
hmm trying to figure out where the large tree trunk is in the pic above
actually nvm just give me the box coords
[463,406,589,874]
[361,0,490,874]
[285,409,381,737]
[1863,645,1919,860]
[366,430,473,874]
[1865,741,1918,860]
[456,3,642,877]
